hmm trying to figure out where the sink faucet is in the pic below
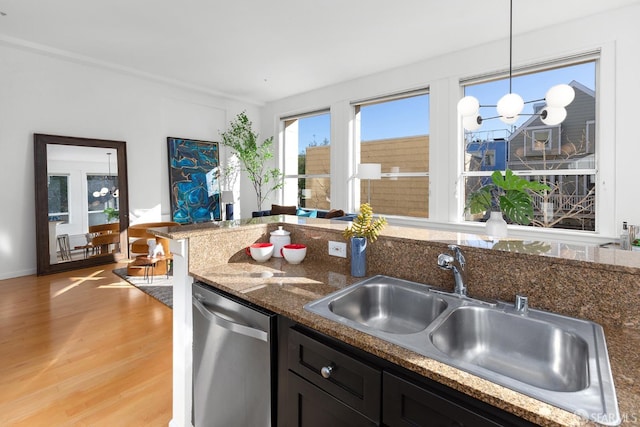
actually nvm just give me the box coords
[437,245,467,296]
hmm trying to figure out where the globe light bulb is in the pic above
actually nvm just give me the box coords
[545,84,575,107]
[540,106,567,125]
[496,93,524,119]
[457,96,480,117]
[462,114,483,131]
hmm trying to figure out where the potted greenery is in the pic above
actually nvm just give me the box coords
[220,112,283,213]
[466,169,549,236]
[103,207,119,223]
[343,203,387,277]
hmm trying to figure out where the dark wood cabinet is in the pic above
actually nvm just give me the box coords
[287,328,381,423]
[383,371,502,427]
[286,371,377,427]
[279,321,536,427]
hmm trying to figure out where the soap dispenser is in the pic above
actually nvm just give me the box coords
[620,221,630,250]
[270,226,291,258]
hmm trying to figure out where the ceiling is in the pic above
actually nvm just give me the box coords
[1,0,638,104]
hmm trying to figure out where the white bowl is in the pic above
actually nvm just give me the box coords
[281,244,307,264]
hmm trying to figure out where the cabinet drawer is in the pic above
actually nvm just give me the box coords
[286,371,378,427]
[288,328,381,423]
[383,371,502,427]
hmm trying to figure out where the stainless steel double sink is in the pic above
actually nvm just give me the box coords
[304,275,620,426]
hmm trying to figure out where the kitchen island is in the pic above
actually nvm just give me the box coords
[154,216,640,427]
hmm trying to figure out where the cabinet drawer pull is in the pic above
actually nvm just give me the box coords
[321,363,335,378]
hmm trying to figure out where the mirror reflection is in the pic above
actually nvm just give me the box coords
[46,145,121,264]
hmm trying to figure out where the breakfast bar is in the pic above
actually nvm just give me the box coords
[154,216,640,427]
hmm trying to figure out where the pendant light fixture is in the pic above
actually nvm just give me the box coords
[93,152,119,198]
[458,0,575,131]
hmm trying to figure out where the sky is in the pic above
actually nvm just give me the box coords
[297,96,429,152]
[297,61,595,151]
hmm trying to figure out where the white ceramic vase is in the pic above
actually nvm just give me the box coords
[486,211,508,238]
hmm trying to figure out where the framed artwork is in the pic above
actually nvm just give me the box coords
[167,137,221,223]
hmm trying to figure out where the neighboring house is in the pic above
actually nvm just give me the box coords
[507,80,596,229]
[466,138,508,173]
[304,135,430,217]
[507,80,595,168]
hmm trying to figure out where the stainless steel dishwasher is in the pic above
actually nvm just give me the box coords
[192,282,277,427]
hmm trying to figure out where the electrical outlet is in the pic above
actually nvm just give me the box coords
[328,241,347,258]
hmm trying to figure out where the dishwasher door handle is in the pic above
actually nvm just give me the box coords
[193,297,268,342]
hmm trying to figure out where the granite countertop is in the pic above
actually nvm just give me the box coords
[190,258,639,427]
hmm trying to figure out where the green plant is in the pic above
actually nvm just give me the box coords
[103,207,119,222]
[466,169,549,225]
[491,240,551,254]
[343,203,387,242]
[220,111,283,211]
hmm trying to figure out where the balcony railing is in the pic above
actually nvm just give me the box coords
[532,193,595,216]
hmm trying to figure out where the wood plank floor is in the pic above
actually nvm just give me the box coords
[0,262,173,426]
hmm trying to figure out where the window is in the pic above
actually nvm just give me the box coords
[282,111,331,209]
[483,150,496,167]
[353,91,430,217]
[462,58,597,231]
[87,174,119,226]
[528,127,560,155]
[48,175,69,222]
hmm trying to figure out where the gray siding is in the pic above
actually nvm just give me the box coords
[507,83,595,170]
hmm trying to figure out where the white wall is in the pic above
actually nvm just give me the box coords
[261,3,640,242]
[0,42,255,279]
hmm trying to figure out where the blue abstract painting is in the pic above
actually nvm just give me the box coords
[167,138,221,223]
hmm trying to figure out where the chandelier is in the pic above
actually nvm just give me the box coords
[93,152,119,198]
[457,0,575,131]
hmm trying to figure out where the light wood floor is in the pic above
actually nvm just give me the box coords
[0,262,173,426]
